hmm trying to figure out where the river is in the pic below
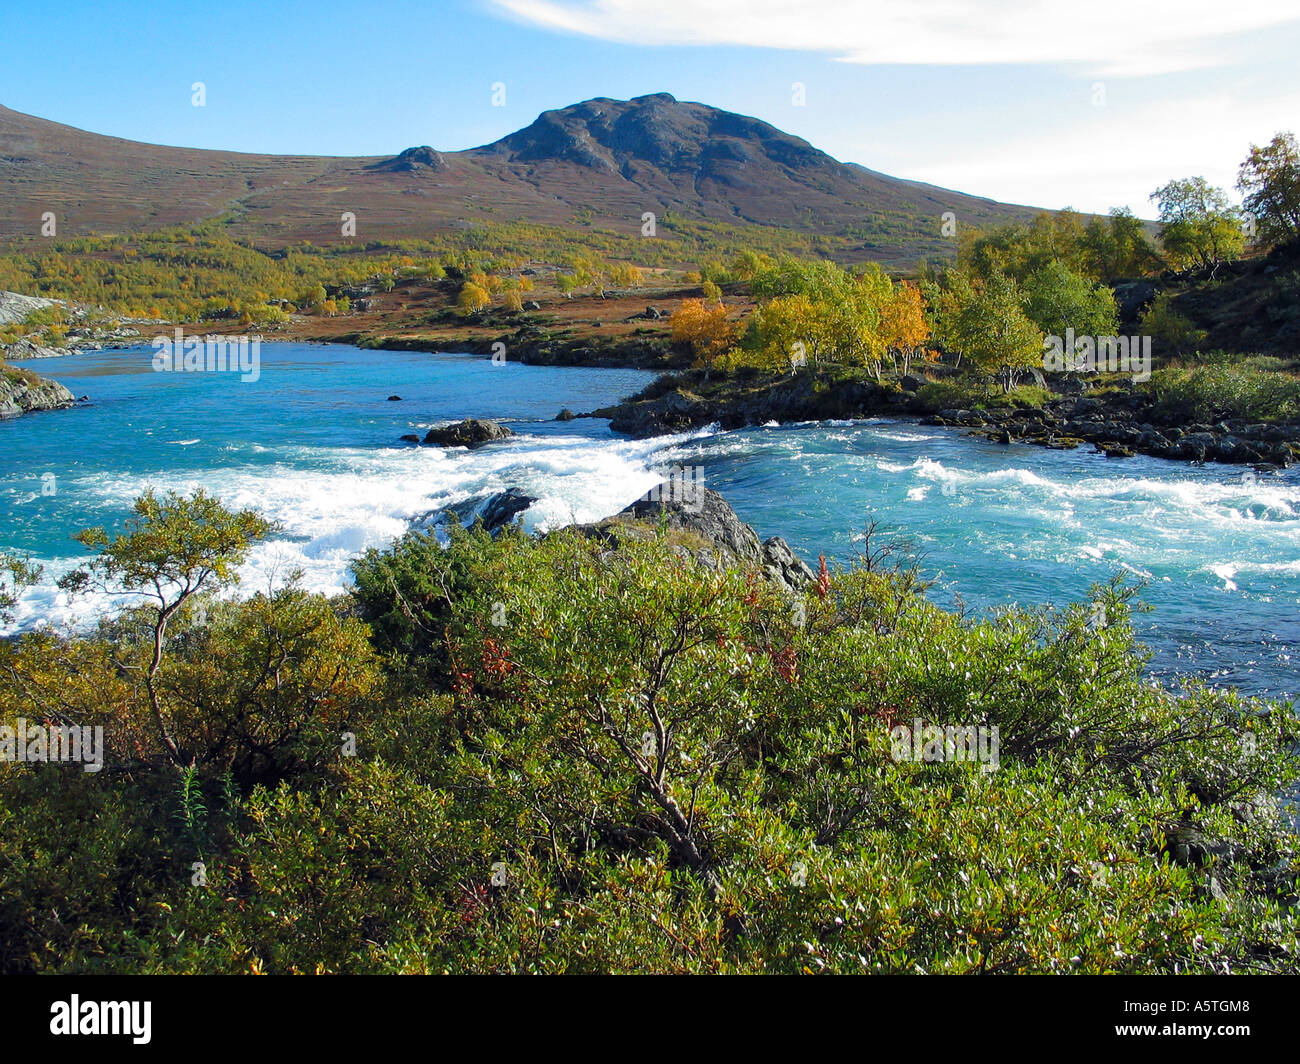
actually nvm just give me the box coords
[3,342,1298,703]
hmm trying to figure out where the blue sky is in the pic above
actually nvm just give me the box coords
[2,0,1298,216]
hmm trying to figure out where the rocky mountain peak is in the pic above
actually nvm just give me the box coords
[479,93,834,178]
[367,145,445,173]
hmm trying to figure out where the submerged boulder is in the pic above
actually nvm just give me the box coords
[480,488,537,531]
[414,487,538,536]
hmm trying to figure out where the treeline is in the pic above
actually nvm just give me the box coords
[671,249,1122,394]
[0,208,848,324]
[1,490,1297,973]
[0,222,529,325]
[668,131,1300,398]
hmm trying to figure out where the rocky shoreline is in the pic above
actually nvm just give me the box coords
[584,367,1300,468]
[0,333,146,360]
[928,395,1300,467]
[0,289,150,362]
[351,324,689,372]
[0,369,77,419]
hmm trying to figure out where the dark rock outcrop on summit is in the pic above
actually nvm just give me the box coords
[366,146,446,173]
[483,92,828,179]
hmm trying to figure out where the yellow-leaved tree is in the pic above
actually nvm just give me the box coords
[457,282,491,315]
[946,270,1043,392]
[746,293,823,371]
[670,299,740,378]
[880,281,931,378]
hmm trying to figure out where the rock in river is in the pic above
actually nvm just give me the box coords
[420,419,513,448]
[573,485,815,596]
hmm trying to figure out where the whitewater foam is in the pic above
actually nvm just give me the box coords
[2,427,706,635]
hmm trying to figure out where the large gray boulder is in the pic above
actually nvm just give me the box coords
[0,290,64,327]
[1,338,66,360]
[421,419,513,448]
[576,485,814,595]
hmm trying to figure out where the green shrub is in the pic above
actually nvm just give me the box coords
[2,495,1298,973]
[1141,292,1208,357]
[1147,364,1300,422]
[250,303,291,325]
[0,362,43,387]
[980,384,1053,409]
[20,305,69,328]
[349,520,520,689]
[916,379,1051,411]
[1241,354,1298,373]
[916,378,986,409]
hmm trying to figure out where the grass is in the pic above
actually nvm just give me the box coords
[1147,364,1300,423]
[0,362,42,387]
[915,379,1052,411]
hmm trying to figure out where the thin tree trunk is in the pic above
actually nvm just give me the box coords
[146,613,184,765]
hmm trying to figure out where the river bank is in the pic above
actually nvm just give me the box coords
[8,286,1300,469]
[0,365,78,419]
[347,324,688,371]
[584,365,1300,468]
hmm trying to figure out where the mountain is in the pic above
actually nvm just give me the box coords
[0,93,1040,263]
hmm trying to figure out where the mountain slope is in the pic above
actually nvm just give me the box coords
[0,93,1040,263]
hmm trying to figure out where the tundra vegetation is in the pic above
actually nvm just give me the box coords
[4,135,1300,418]
[1,491,1297,974]
[2,138,1300,975]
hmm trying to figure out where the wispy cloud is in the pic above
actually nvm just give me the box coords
[489,0,1300,77]
[891,87,1300,212]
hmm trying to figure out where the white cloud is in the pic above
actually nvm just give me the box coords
[490,0,1300,77]
[890,90,1300,213]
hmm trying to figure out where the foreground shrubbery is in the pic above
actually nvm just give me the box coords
[1,494,1298,974]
